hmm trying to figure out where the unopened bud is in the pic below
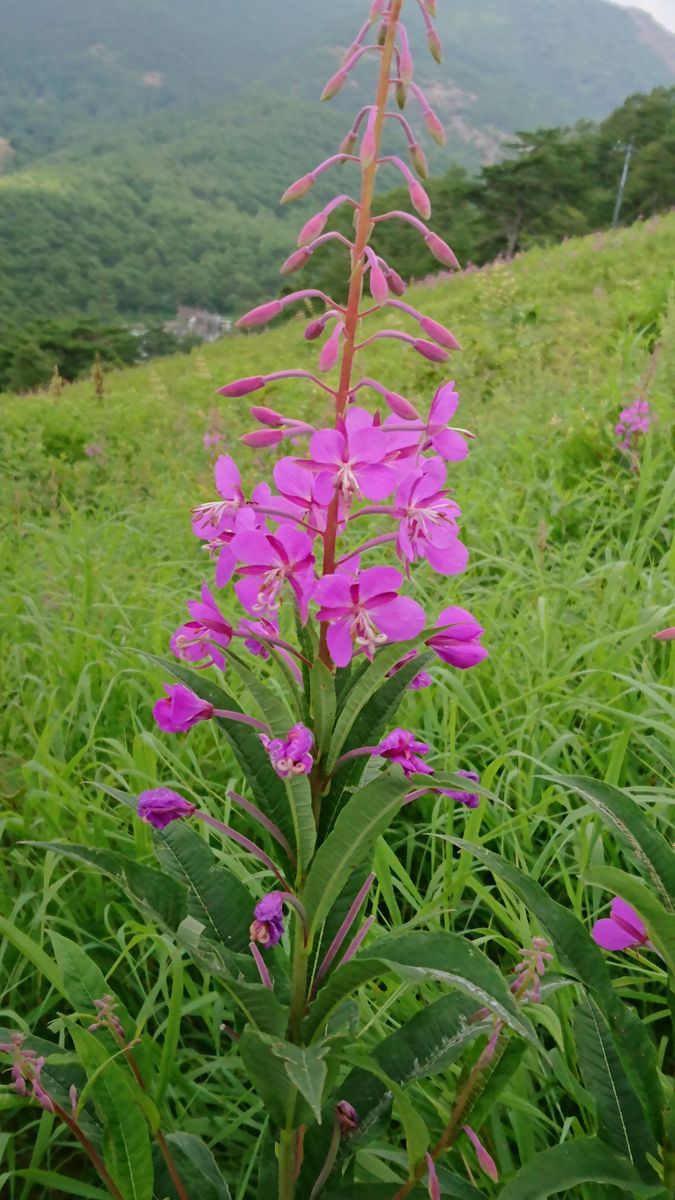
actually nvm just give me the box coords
[241,430,284,449]
[396,81,408,110]
[409,180,432,220]
[427,28,443,63]
[400,49,414,87]
[320,325,342,372]
[237,300,283,329]
[413,338,449,363]
[384,266,407,296]
[297,210,327,247]
[218,375,265,397]
[369,259,389,304]
[304,317,328,341]
[377,21,387,46]
[340,129,358,156]
[321,68,348,102]
[410,142,429,179]
[360,109,378,168]
[425,232,459,270]
[426,1154,441,1200]
[335,1100,359,1134]
[463,1126,499,1183]
[280,247,312,276]
[280,173,315,204]
[69,1084,78,1118]
[250,406,284,427]
[423,107,446,146]
[385,390,420,419]
[419,316,461,351]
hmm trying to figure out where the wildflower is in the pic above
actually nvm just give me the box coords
[425,1154,440,1200]
[261,724,314,778]
[0,1033,54,1112]
[377,728,432,777]
[463,1125,498,1182]
[250,892,285,948]
[88,995,125,1039]
[230,524,315,619]
[170,584,233,670]
[313,566,426,666]
[654,627,675,641]
[591,897,649,952]
[335,1100,359,1134]
[153,683,214,733]
[427,606,488,669]
[512,937,553,1002]
[615,398,650,452]
[393,459,468,575]
[137,788,196,830]
[387,380,469,463]
[302,407,396,506]
[438,769,480,808]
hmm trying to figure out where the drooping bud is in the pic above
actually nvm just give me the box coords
[425,232,459,269]
[396,81,408,109]
[463,1126,499,1183]
[423,107,446,146]
[368,255,389,304]
[237,299,283,329]
[218,375,265,397]
[410,142,429,179]
[297,209,328,247]
[280,173,315,204]
[249,406,284,427]
[335,1100,359,1134]
[340,128,358,156]
[360,108,378,168]
[426,1154,441,1200]
[384,266,407,296]
[241,429,285,448]
[385,390,421,419]
[409,180,432,220]
[427,27,443,63]
[321,68,348,102]
[369,0,386,17]
[280,247,312,276]
[304,316,328,341]
[399,26,414,85]
[413,338,449,363]
[319,322,343,372]
[419,316,461,351]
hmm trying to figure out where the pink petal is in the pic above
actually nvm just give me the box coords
[357,463,397,500]
[349,425,388,465]
[431,429,469,461]
[591,918,640,951]
[430,381,460,424]
[215,547,237,587]
[327,619,354,667]
[274,457,312,501]
[310,428,345,466]
[313,574,353,608]
[436,606,484,639]
[425,536,469,576]
[611,897,647,941]
[373,595,426,641]
[229,531,277,567]
[358,565,403,602]
[214,454,242,497]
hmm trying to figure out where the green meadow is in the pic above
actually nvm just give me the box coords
[1,213,673,1194]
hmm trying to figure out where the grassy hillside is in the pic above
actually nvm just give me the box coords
[1,213,673,1190]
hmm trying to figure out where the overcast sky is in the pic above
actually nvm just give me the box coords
[610,0,675,31]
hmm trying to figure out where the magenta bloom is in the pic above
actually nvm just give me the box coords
[250,891,285,948]
[386,381,468,463]
[303,407,396,506]
[0,1034,54,1113]
[313,566,426,665]
[170,584,233,670]
[393,458,468,575]
[153,683,214,733]
[438,770,480,808]
[427,606,487,669]
[377,728,432,777]
[592,897,649,952]
[137,788,196,829]
[261,723,314,778]
[230,523,315,619]
[272,457,331,532]
[615,398,650,451]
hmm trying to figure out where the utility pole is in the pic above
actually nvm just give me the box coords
[612,140,634,229]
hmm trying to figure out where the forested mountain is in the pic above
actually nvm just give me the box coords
[0,0,674,331]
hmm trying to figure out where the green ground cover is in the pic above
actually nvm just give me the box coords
[0,214,673,1195]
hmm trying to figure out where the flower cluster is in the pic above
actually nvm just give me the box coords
[0,1032,55,1112]
[615,397,650,453]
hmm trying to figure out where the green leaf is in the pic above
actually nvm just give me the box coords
[49,931,135,1033]
[584,864,675,973]
[495,1137,668,1199]
[574,995,658,1177]
[463,1036,528,1131]
[271,1041,329,1124]
[0,913,63,992]
[14,1171,109,1199]
[152,1132,231,1200]
[304,771,411,934]
[68,1025,154,1200]
[310,658,337,754]
[451,839,664,1140]
[549,773,675,909]
[238,1030,294,1126]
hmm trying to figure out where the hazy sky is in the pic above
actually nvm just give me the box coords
[610,0,675,31]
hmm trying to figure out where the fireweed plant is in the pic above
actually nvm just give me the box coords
[4,4,675,1200]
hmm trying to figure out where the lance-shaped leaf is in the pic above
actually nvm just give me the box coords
[238,1031,316,1128]
[152,1133,231,1200]
[585,864,675,973]
[463,1036,528,1132]
[495,1136,668,1199]
[548,773,675,909]
[310,658,337,755]
[270,1040,330,1123]
[303,771,411,933]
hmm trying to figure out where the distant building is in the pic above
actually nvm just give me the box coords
[165,307,232,342]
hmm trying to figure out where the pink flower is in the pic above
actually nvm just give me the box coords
[137,788,196,829]
[377,729,432,777]
[272,457,331,531]
[230,523,315,619]
[463,1125,498,1182]
[170,584,233,670]
[654,627,675,640]
[393,459,468,575]
[427,606,487,669]
[387,381,469,463]
[438,770,480,808]
[261,723,314,778]
[313,566,426,665]
[591,897,649,952]
[335,1100,359,1134]
[250,892,285,948]
[303,407,396,506]
[153,683,214,733]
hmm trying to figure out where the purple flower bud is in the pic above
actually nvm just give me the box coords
[399,27,414,85]
[335,1100,359,1134]
[426,1154,441,1200]
[236,300,283,329]
[463,1126,499,1183]
[320,322,343,372]
[438,770,480,808]
[280,173,315,204]
[423,107,446,146]
[321,67,348,101]
[425,232,459,269]
[250,891,285,948]
[305,316,328,341]
[413,338,449,362]
[261,723,314,778]
[241,429,285,448]
[427,28,443,63]
[138,788,196,830]
[369,257,389,304]
[419,316,461,351]
[385,390,420,419]
[654,627,675,641]
[298,210,328,247]
[218,376,265,398]
[360,108,378,168]
[384,265,407,296]
[410,142,429,179]
[280,246,312,276]
[409,180,431,219]
[250,406,284,427]
[153,683,214,733]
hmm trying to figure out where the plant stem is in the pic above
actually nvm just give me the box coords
[54,1103,126,1200]
[318,0,404,668]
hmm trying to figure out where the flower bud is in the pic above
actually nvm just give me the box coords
[218,375,265,397]
[384,266,407,296]
[280,247,312,276]
[241,429,284,448]
[340,129,358,156]
[320,324,342,372]
[385,390,421,419]
[427,28,443,63]
[413,338,449,363]
[304,317,328,341]
[419,316,461,350]
[297,210,327,247]
[410,142,429,179]
[236,300,283,329]
[321,68,348,101]
[250,406,284,427]
[425,232,459,270]
[360,109,378,168]
[409,180,432,220]
[280,173,314,204]
[400,49,414,87]
[426,1154,441,1200]
[335,1100,359,1134]
[396,81,408,110]
[423,107,446,146]
[369,259,389,304]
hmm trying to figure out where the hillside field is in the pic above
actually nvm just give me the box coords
[0,215,673,1194]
